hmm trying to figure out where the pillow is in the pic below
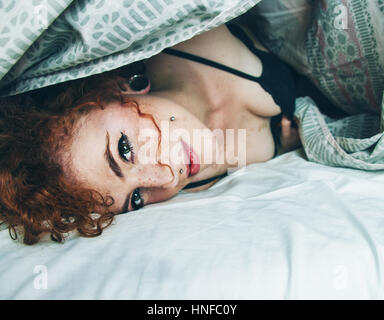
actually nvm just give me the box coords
[243,0,384,115]
[0,0,260,96]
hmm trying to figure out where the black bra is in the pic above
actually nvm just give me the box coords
[164,24,296,117]
[164,24,298,189]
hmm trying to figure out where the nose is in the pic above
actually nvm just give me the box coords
[136,163,177,189]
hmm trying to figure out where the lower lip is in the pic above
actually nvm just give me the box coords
[182,141,200,177]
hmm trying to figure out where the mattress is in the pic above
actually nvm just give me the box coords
[1,149,383,299]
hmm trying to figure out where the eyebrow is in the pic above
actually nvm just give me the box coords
[105,132,131,213]
[105,132,124,179]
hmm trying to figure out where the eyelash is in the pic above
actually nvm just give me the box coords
[117,133,144,211]
[131,188,144,211]
[118,132,135,163]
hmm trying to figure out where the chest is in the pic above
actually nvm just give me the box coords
[148,24,281,162]
[172,24,282,118]
[171,39,279,162]
[206,102,276,164]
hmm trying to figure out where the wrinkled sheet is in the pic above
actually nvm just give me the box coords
[1,149,383,299]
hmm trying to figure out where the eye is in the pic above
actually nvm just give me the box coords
[131,188,144,211]
[118,132,134,162]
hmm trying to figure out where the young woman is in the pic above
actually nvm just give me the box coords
[0,21,331,245]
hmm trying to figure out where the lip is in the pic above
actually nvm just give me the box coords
[181,140,200,177]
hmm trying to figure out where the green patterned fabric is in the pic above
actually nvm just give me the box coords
[246,0,384,115]
[246,0,384,170]
[294,92,384,171]
[0,0,259,96]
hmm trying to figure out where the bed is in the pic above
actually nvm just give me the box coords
[1,0,384,299]
[1,149,384,299]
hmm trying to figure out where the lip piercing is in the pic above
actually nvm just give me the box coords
[170,116,176,121]
[179,169,183,174]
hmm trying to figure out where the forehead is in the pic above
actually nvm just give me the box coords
[80,102,137,130]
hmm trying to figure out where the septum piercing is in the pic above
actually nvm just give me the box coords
[171,116,181,175]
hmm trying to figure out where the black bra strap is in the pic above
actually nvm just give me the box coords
[183,173,228,190]
[162,47,261,82]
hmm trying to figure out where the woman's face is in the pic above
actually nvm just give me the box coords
[68,94,227,214]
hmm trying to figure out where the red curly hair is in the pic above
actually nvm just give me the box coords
[0,64,145,245]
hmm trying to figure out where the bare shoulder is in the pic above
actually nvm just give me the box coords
[171,24,266,80]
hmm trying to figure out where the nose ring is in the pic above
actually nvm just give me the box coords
[179,169,183,174]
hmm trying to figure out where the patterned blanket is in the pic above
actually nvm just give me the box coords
[0,0,258,95]
[295,94,384,171]
[250,0,384,170]
[248,0,384,115]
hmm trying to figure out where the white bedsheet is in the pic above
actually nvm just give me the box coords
[1,149,384,299]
